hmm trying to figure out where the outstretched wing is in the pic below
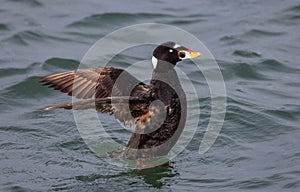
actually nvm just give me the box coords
[40,96,152,127]
[39,67,144,99]
[39,67,153,126]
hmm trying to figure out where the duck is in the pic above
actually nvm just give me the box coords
[39,41,202,160]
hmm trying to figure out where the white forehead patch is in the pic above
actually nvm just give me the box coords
[152,56,158,69]
[173,43,181,49]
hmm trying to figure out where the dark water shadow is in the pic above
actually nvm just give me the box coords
[75,162,178,189]
[131,163,179,188]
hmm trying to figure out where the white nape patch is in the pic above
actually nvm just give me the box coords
[173,43,181,48]
[152,56,158,69]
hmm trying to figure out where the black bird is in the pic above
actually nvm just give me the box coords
[39,42,202,161]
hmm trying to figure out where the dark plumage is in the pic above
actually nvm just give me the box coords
[39,41,202,160]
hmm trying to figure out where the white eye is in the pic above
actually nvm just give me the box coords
[169,49,173,53]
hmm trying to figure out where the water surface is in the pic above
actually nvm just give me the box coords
[0,0,300,191]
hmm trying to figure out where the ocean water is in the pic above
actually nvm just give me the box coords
[1,0,300,191]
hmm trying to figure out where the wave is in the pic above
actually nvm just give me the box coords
[67,12,170,28]
[9,0,43,7]
[2,30,79,46]
[0,23,9,31]
[42,57,80,71]
[233,50,261,58]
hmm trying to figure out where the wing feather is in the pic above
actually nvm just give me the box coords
[39,67,153,127]
[39,67,143,99]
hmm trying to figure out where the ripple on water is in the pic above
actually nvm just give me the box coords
[282,5,300,20]
[224,97,296,143]
[2,76,54,100]
[258,59,288,71]
[219,35,247,45]
[9,0,43,7]
[224,62,267,80]
[0,66,32,78]
[243,29,286,38]
[67,12,169,28]
[233,50,261,58]
[3,31,47,46]
[42,57,80,71]
[74,166,177,189]
[221,29,286,46]
[268,4,300,25]
[219,58,299,83]
[3,30,78,47]
[0,23,9,31]
[166,18,205,25]
[263,106,300,123]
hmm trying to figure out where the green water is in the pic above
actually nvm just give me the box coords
[1,0,300,191]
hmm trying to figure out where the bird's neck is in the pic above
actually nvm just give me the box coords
[153,59,176,72]
[152,61,177,81]
[151,65,181,93]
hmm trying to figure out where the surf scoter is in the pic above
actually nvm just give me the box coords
[40,42,202,160]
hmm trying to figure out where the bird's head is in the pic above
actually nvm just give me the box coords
[152,41,202,70]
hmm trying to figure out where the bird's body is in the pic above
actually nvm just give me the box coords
[40,42,202,160]
[123,66,187,159]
